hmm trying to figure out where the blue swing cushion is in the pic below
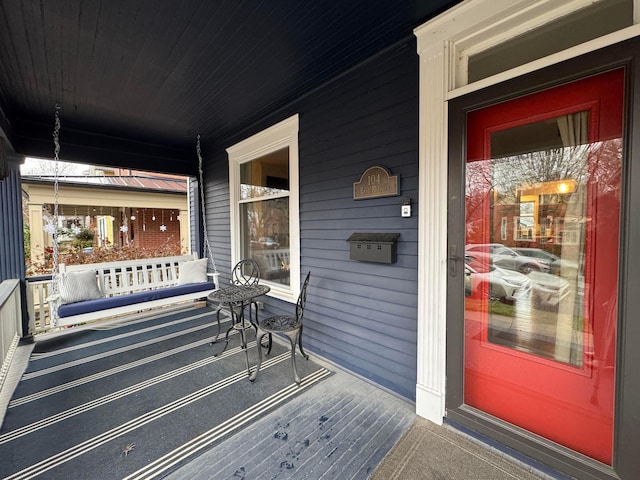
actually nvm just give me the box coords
[57,281,212,318]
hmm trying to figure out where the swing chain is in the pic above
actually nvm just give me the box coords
[197,135,217,274]
[51,104,61,297]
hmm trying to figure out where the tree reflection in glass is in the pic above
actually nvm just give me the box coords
[465,111,622,369]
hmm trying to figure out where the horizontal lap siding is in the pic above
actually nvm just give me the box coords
[204,40,419,399]
[3,157,28,336]
[1,157,26,282]
[297,41,418,399]
[205,162,232,283]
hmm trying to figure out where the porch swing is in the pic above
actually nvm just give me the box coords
[46,107,218,330]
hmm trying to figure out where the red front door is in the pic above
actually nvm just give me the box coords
[463,69,623,464]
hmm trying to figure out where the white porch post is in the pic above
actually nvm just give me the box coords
[414,38,449,423]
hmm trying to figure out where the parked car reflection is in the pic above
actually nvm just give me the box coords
[512,247,580,277]
[464,258,532,304]
[466,243,551,274]
[251,236,280,249]
[528,270,571,311]
[465,253,571,311]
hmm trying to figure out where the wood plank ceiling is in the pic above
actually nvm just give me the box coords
[0,0,459,175]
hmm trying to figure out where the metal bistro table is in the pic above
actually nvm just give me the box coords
[208,283,270,375]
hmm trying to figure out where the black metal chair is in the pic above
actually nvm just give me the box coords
[232,258,261,326]
[231,258,260,287]
[211,259,261,343]
[250,272,311,385]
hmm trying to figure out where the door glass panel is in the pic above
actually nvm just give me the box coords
[463,69,623,464]
[466,111,596,366]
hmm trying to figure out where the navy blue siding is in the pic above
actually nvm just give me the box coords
[0,156,26,282]
[203,158,232,282]
[296,41,419,399]
[1,155,29,335]
[204,40,419,399]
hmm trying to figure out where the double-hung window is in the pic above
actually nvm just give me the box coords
[227,114,300,302]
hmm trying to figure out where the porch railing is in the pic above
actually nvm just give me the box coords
[0,279,22,393]
[25,275,53,333]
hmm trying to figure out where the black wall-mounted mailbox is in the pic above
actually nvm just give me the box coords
[347,233,400,264]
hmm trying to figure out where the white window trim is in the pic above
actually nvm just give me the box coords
[413,0,640,424]
[226,114,300,303]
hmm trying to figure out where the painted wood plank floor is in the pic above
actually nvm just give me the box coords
[1,311,557,480]
[165,356,416,480]
[165,353,559,480]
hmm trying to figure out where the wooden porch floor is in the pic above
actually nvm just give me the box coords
[1,306,557,479]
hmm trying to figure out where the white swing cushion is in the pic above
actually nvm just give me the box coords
[59,269,103,305]
[177,258,208,285]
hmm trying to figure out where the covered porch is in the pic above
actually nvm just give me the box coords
[3,1,640,478]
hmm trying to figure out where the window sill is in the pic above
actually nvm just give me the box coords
[264,282,296,304]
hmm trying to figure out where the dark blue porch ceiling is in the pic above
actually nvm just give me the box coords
[0,0,460,175]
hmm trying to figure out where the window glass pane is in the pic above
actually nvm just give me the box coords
[240,148,289,200]
[240,197,290,286]
[467,0,632,83]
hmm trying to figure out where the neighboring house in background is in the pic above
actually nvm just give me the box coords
[21,172,190,270]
